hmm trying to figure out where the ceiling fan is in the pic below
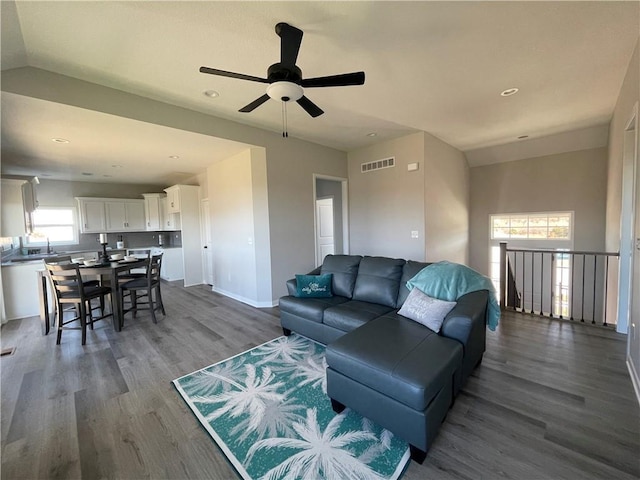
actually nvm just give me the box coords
[199,22,365,120]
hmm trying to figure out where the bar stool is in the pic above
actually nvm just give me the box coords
[45,263,113,345]
[120,254,165,325]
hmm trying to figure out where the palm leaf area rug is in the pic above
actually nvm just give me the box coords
[173,334,411,480]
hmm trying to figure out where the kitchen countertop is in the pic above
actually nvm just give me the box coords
[1,245,181,266]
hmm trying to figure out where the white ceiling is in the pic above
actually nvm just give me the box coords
[1,1,638,184]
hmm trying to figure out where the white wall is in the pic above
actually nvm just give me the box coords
[207,149,268,306]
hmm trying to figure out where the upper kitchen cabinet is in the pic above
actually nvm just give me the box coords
[77,197,145,233]
[105,200,145,231]
[77,198,107,233]
[164,185,182,214]
[142,193,164,231]
[1,179,27,237]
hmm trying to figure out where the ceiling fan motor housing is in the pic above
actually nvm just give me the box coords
[267,81,303,102]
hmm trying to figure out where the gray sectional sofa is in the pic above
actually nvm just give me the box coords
[279,254,490,463]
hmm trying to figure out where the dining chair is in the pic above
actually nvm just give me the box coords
[120,254,165,325]
[120,249,151,280]
[45,262,113,345]
[43,256,102,328]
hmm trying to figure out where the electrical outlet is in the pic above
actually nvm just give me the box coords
[411,230,419,239]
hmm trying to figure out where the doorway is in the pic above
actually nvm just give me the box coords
[313,175,349,267]
[315,197,335,265]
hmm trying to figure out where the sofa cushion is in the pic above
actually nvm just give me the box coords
[320,255,363,298]
[352,256,405,308]
[398,287,456,333]
[295,273,333,298]
[323,300,394,332]
[396,260,430,307]
[279,295,349,323]
[326,315,463,411]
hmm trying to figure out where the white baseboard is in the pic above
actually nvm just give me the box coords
[211,286,278,308]
[627,356,640,406]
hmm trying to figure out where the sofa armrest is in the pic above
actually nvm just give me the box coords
[440,290,488,350]
[285,266,323,295]
[286,278,297,296]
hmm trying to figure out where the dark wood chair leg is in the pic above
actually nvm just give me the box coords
[80,302,87,346]
[56,301,63,345]
[330,398,346,414]
[148,290,157,324]
[156,284,166,315]
[409,445,427,464]
[282,327,292,336]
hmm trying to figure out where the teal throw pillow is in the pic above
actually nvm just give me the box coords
[295,274,333,298]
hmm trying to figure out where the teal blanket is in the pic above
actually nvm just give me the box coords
[406,261,500,331]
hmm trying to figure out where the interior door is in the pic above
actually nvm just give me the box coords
[315,197,335,266]
[201,199,214,285]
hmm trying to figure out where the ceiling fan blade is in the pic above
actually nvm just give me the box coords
[239,94,271,113]
[276,22,303,68]
[301,71,365,88]
[297,95,324,118]
[199,66,269,84]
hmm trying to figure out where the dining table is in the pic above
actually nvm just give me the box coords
[38,258,148,335]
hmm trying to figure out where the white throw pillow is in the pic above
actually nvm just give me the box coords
[397,287,457,333]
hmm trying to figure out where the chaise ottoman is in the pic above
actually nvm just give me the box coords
[325,314,463,463]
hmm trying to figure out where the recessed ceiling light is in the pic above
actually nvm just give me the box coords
[169,155,180,159]
[40,173,52,177]
[82,172,93,176]
[518,135,529,139]
[366,132,377,137]
[500,88,519,97]
[111,164,122,168]
[103,174,112,178]
[204,90,220,98]
[51,138,70,143]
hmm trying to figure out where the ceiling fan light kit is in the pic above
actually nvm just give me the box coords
[267,81,303,102]
[199,21,365,137]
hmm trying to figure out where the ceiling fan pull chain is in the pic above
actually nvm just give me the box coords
[282,101,289,138]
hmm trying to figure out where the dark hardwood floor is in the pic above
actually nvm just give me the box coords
[1,281,638,479]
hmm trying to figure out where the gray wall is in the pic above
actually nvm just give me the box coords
[423,132,470,264]
[347,131,469,263]
[3,67,348,302]
[348,132,426,260]
[469,147,608,275]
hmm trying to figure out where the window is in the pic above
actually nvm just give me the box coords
[490,212,572,240]
[489,212,574,313]
[26,207,78,245]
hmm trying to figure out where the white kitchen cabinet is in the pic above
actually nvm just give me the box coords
[105,200,145,231]
[77,198,107,233]
[164,185,181,214]
[143,193,164,231]
[159,247,184,281]
[160,196,181,231]
[1,179,26,237]
[1,262,42,320]
[163,184,202,286]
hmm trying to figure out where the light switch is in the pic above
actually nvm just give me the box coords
[407,163,419,171]
[411,230,419,239]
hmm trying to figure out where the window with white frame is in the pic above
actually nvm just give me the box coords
[489,212,573,315]
[490,212,572,240]
[26,207,78,245]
